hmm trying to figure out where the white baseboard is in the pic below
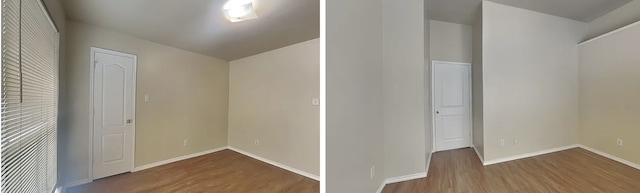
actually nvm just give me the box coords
[63,178,91,190]
[472,146,484,164]
[55,186,63,193]
[483,144,579,166]
[376,180,387,193]
[578,145,640,171]
[227,146,319,181]
[133,146,229,172]
[385,172,427,184]
[375,172,427,193]
[425,151,433,177]
[376,152,432,193]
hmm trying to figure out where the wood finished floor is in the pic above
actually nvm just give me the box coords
[66,150,318,193]
[382,148,640,193]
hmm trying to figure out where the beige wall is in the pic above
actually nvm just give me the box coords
[482,1,586,161]
[327,0,386,191]
[382,0,426,178]
[63,21,229,183]
[228,39,319,176]
[586,0,640,40]
[430,20,473,63]
[578,23,640,166]
[471,5,484,159]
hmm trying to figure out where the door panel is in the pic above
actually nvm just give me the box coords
[442,71,464,107]
[442,115,464,140]
[102,64,126,127]
[434,62,471,151]
[102,133,126,164]
[93,49,135,179]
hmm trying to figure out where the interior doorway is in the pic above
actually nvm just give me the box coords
[90,47,137,180]
[431,61,472,152]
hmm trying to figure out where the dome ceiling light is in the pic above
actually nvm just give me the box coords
[223,0,258,22]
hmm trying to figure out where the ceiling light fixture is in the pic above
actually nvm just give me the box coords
[223,0,258,22]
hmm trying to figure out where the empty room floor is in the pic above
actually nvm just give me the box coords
[382,148,640,193]
[66,150,319,193]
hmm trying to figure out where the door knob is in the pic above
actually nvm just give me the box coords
[436,110,440,114]
[127,119,132,123]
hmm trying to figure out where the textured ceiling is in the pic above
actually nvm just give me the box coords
[427,0,632,25]
[62,0,319,61]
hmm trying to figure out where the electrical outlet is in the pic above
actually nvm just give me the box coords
[617,139,623,146]
[514,139,519,145]
[370,166,376,179]
[254,140,260,146]
[500,139,505,147]
[183,139,188,146]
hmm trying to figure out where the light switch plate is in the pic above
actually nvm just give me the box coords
[312,98,320,106]
[144,94,150,102]
[370,166,375,179]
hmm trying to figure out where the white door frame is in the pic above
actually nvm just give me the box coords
[88,47,137,181]
[430,60,473,152]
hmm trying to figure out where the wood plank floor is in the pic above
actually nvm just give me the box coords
[67,150,319,193]
[382,148,640,193]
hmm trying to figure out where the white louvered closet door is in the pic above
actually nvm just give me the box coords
[1,0,59,192]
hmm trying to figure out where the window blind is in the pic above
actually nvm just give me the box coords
[1,0,59,192]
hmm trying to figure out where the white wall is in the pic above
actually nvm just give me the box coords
[579,22,640,166]
[430,20,473,63]
[382,0,426,179]
[228,39,319,176]
[481,1,586,161]
[423,0,433,171]
[327,0,428,189]
[471,6,484,159]
[586,0,640,40]
[326,0,385,191]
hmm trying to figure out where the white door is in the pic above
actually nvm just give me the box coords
[433,61,471,151]
[92,48,136,179]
